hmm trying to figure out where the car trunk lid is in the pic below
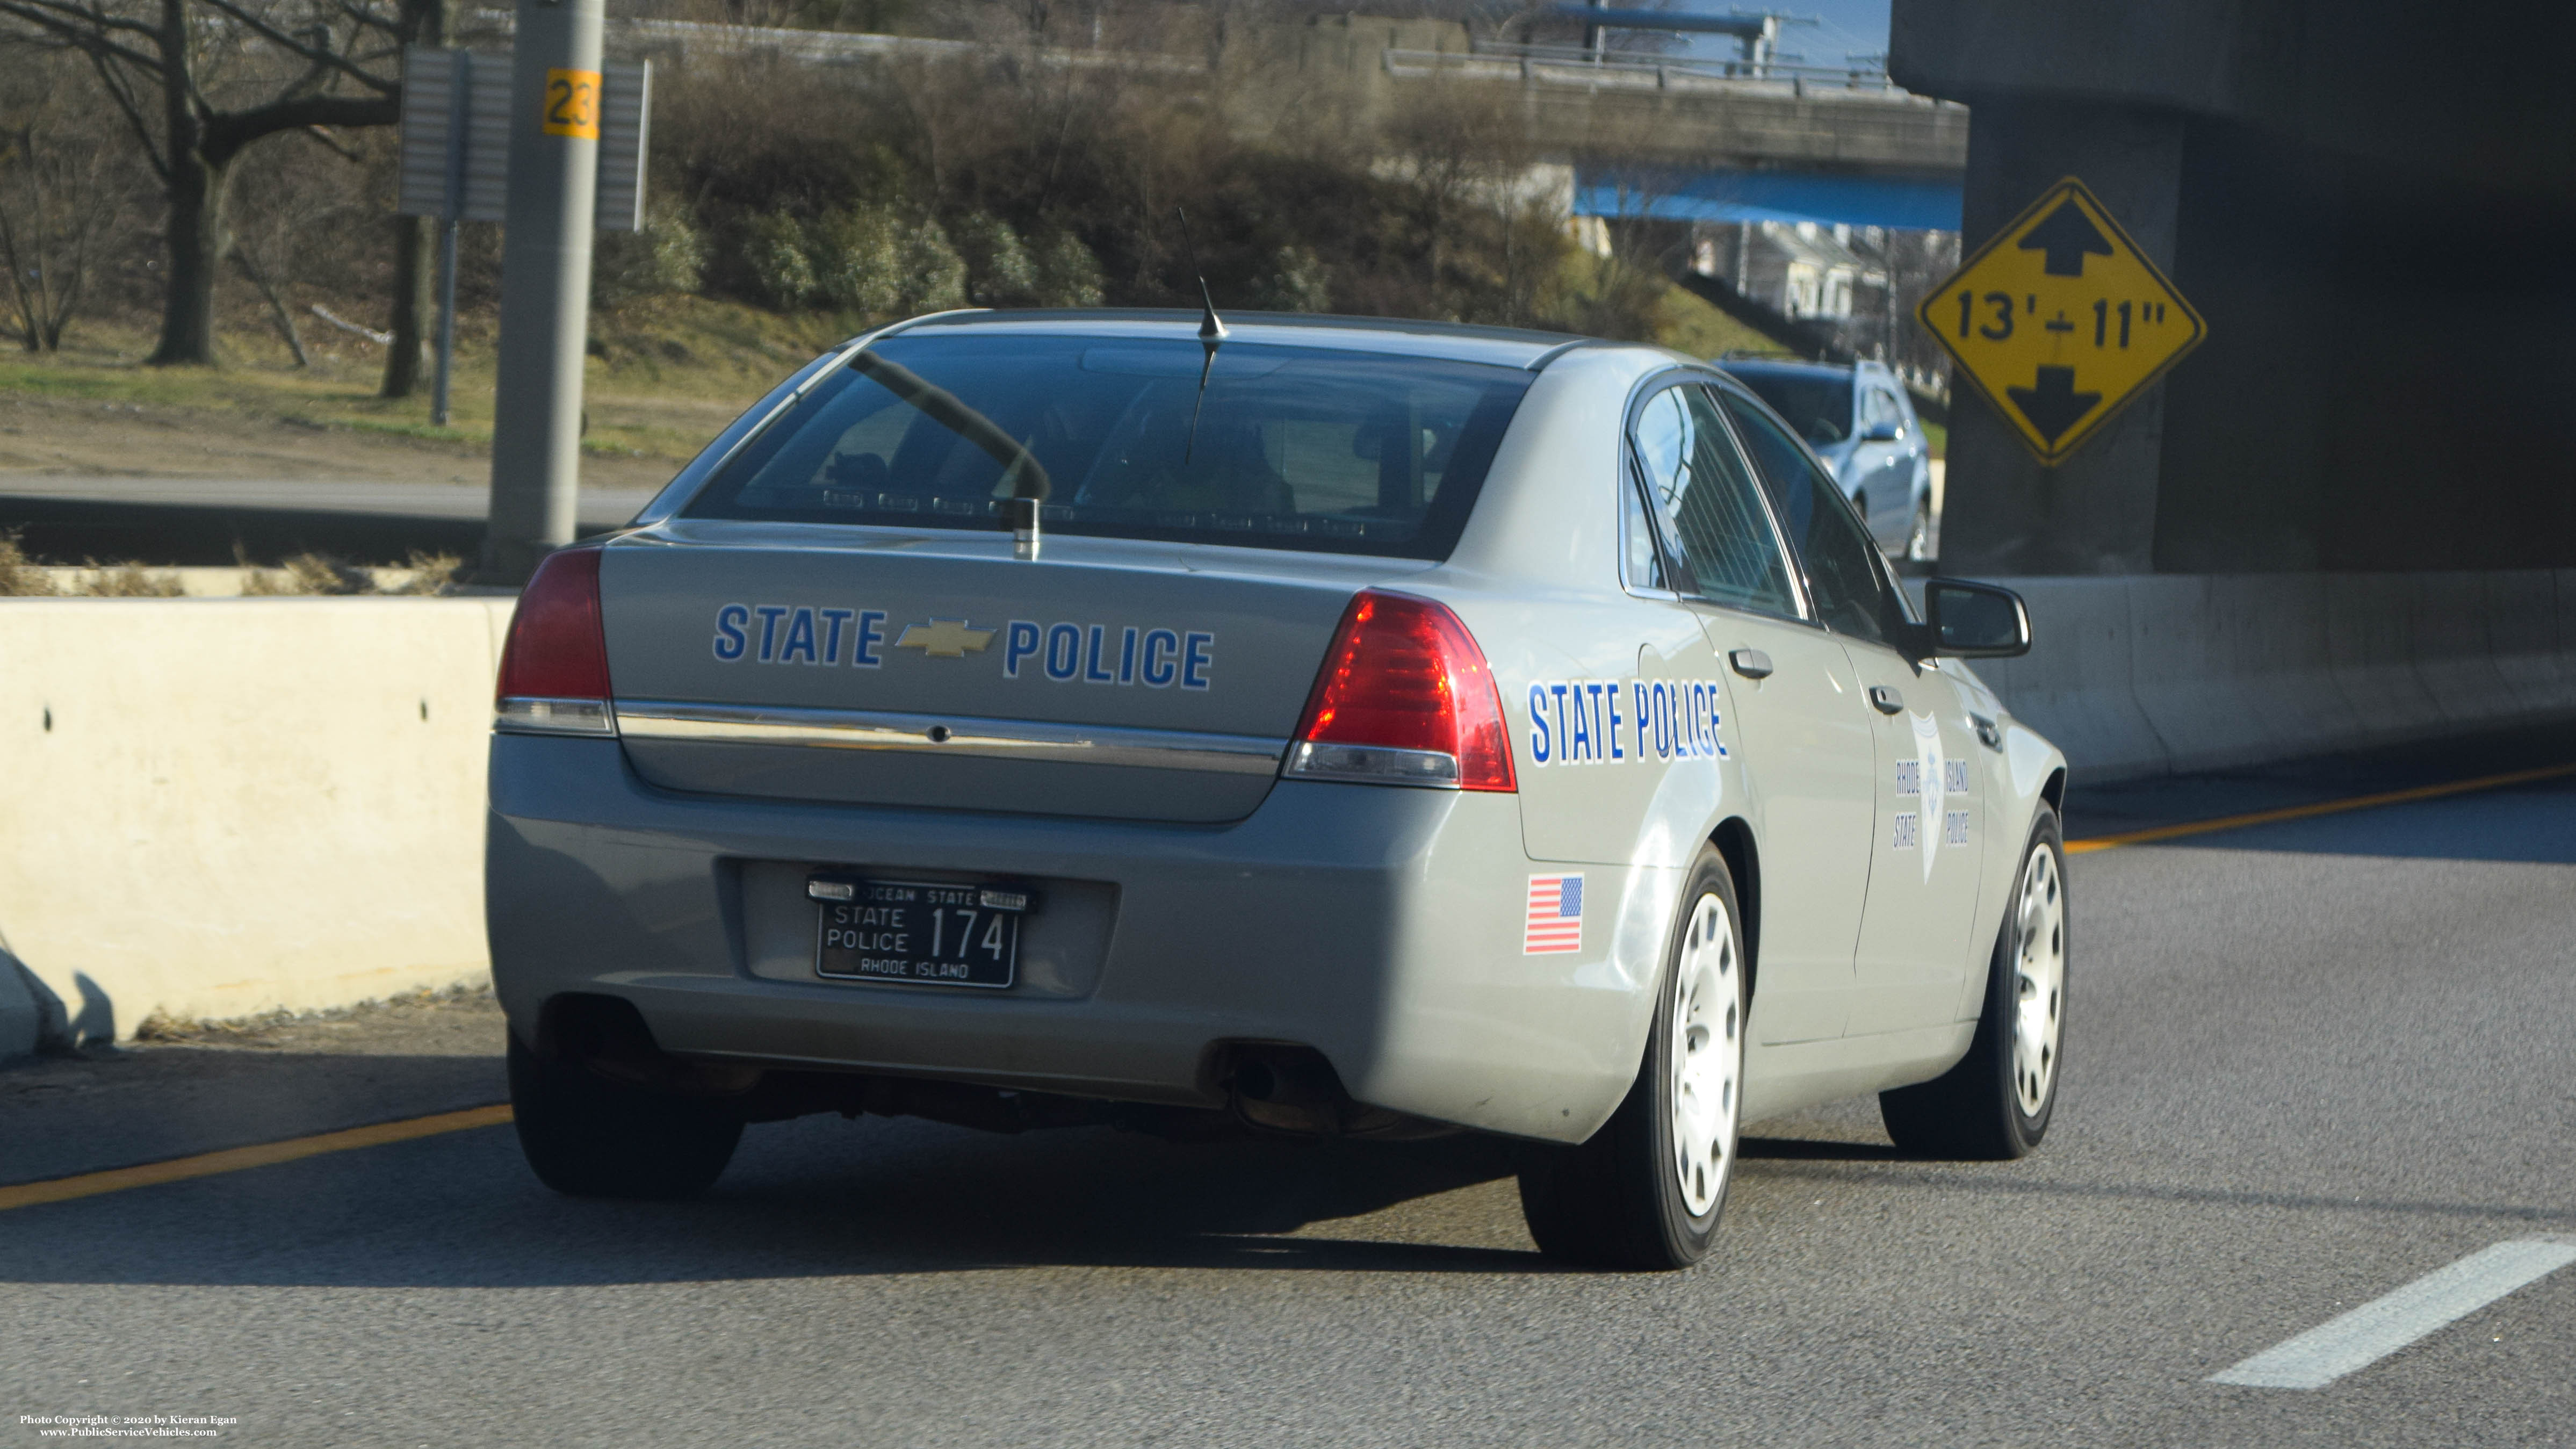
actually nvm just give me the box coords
[598,527,1428,823]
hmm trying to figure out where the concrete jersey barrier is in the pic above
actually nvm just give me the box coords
[1962,570,2576,782]
[2,597,515,1051]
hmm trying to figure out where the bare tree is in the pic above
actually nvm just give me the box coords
[378,0,448,397]
[0,62,138,349]
[0,0,424,366]
[228,129,360,365]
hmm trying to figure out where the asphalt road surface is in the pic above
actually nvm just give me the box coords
[5,730,2572,1447]
[0,477,660,567]
[0,476,660,528]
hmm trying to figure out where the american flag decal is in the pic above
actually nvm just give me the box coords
[1524,874,1585,954]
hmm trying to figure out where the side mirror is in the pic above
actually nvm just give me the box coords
[1861,420,1902,443]
[1923,578,2031,658]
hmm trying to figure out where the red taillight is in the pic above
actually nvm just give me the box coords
[1289,589,1516,792]
[497,547,611,703]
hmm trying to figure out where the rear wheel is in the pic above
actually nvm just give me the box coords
[1519,849,1745,1270]
[509,1035,743,1199]
[1881,808,2067,1158]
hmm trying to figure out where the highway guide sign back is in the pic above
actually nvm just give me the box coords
[395,47,648,232]
[1916,176,2205,464]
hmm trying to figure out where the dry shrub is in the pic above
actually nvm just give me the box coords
[235,549,460,595]
[243,551,369,595]
[0,530,53,596]
[73,561,184,596]
[387,550,463,595]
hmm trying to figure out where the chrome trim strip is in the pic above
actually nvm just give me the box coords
[614,700,1287,776]
[1280,740,1461,789]
[496,696,618,737]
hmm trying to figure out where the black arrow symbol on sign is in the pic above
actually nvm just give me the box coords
[2007,366,2102,445]
[2017,199,2113,277]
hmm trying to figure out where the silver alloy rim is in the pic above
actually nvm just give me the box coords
[1906,502,1933,562]
[2011,842,2067,1117]
[1666,891,1743,1219]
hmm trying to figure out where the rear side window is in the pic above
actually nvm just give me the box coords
[1630,384,1800,618]
[683,335,1534,559]
[1718,389,1913,646]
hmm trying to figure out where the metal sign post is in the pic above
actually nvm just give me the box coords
[484,0,607,583]
[396,47,646,437]
[397,33,648,577]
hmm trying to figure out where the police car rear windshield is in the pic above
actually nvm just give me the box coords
[683,334,1536,559]
[1725,369,1853,446]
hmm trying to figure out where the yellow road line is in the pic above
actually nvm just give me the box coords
[2066,761,2576,854]
[0,1103,513,1213]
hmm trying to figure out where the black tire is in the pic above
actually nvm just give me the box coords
[1519,848,1747,1271]
[1880,806,2067,1159]
[508,1035,743,1199]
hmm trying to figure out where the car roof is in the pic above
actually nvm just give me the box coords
[1717,357,1893,381]
[890,309,1594,371]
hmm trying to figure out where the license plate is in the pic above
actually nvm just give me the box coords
[808,876,1031,989]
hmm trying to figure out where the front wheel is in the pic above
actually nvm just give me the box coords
[1519,849,1747,1270]
[1880,808,2067,1158]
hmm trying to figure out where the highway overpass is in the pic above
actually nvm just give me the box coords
[609,11,1969,232]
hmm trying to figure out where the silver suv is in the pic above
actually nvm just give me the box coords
[1718,357,1934,563]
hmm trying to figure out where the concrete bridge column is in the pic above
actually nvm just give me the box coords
[1898,0,2576,579]
[1938,97,2185,576]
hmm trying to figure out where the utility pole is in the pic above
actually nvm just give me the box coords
[483,0,604,583]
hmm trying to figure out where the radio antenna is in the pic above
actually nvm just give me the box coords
[1174,206,1227,463]
[1175,206,1228,345]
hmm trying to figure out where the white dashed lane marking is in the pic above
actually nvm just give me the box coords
[2209,1237,2576,1390]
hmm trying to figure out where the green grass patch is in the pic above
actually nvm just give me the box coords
[1649,280,1798,362]
[0,296,846,465]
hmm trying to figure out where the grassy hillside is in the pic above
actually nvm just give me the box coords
[0,280,1808,481]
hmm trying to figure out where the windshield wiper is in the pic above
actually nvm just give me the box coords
[846,351,1051,559]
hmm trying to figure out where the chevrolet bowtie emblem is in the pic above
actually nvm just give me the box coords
[894,619,997,659]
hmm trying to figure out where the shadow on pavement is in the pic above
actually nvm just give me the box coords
[1740,1136,1907,1162]
[2067,719,2576,864]
[1,1048,506,1188]
[0,1107,1576,1285]
[2121,774,2576,863]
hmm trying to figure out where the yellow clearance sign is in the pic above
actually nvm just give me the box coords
[1916,177,2205,464]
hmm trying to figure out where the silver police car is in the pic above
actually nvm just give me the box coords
[487,310,2068,1270]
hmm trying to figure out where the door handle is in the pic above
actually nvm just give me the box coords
[1728,648,1774,680]
[1868,684,1904,715]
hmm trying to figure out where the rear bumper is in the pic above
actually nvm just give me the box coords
[486,737,1669,1143]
